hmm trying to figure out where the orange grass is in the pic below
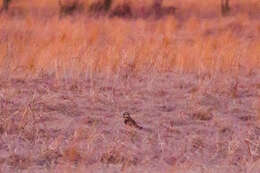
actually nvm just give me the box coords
[0,0,260,78]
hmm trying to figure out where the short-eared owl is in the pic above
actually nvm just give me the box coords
[122,112,143,130]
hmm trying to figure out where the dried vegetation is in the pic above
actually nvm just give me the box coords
[0,0,260,172]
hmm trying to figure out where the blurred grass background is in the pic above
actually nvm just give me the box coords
[0,0,259,78]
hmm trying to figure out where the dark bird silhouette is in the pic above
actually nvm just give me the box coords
[122,112,143,130]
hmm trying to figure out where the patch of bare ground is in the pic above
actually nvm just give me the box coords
[0,70,259,172]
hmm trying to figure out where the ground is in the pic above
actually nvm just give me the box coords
[0,70,259,172]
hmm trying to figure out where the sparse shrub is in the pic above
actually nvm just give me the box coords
[89,0,112,16]
[2,0,11,11]
[221,0,230,16]
[163,6,176,16]
[152,0,162,17]
[104,0,112,11]
[58,0,83,18]
[150,0,176,18]
[110,3,132,18]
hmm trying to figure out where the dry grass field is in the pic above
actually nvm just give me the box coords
[0,0,260,172]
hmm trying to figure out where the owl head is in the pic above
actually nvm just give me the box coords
[122,112,130,119]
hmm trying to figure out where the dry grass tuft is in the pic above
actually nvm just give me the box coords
[37,149,62,167]
[255,98,260,124]
[100,149,124,165]
[62,147,82,163]
[100,147,138,171]
[6,154,31,170]
[192,110,213,121]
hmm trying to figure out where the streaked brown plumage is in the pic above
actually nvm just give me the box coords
[122,112,143,130]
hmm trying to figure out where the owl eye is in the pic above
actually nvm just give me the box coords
[123,112,129,116]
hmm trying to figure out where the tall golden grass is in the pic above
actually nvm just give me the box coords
[0,0,259,78]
